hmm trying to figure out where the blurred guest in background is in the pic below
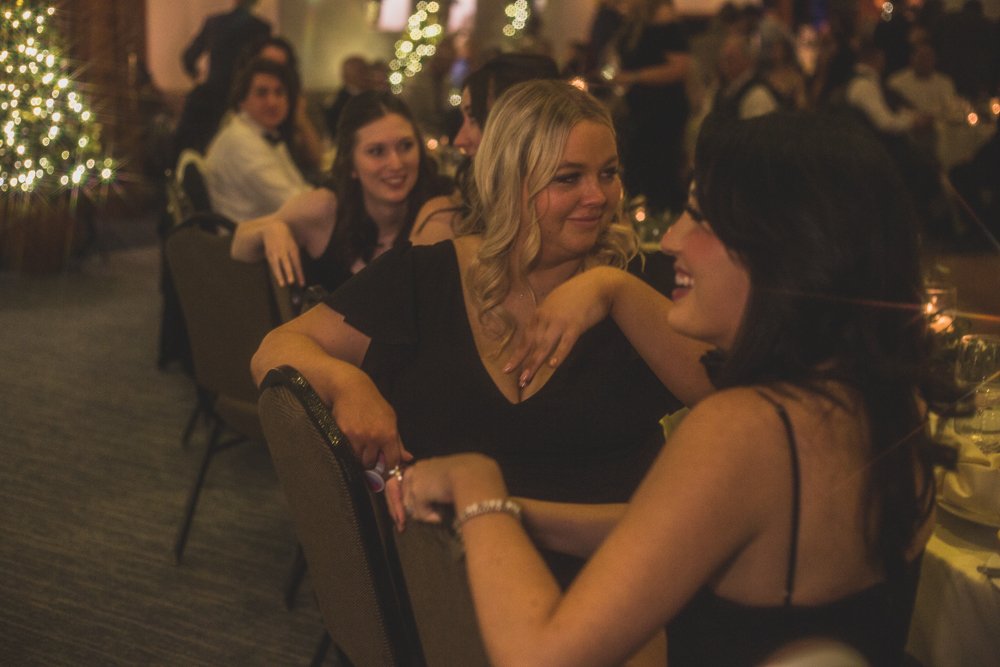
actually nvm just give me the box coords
[251,36,325,181]
[324,55,373,140]
[204,58,311,222]
[174,0,271,160]
[846,40,931,137]
[712,32,780,119]
[403,35,459,140]
[411,53,559,245]
[888,39,963,122]
[934,0,997,102]
[614,0,691,215]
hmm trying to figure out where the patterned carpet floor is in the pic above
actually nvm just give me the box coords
[0,244,330,666]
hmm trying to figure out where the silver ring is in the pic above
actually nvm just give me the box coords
[387,465,404,482]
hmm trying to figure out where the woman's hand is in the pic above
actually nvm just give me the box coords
[386,454,503,531]
[331,369,412,469]
[504,266,624,387]
[262,220,306,287]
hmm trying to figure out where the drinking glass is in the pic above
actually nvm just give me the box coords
[954,334,1000,454]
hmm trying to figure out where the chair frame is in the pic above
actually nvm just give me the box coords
[166,213,289,563]
[259,366,425,666]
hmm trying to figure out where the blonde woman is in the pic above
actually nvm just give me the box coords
[251,80,711,584]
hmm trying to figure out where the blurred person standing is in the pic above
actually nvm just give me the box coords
[614,0,691,215]
[174,0,271,158]
[888,40,964,153]
[324,55,372,140]
[402,36,459,140]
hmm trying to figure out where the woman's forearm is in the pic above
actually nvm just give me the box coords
[606,272,714,406]
[251,327,359,403]
[230,217,276,262]
[250,306,371,402]
[516,499,626,558]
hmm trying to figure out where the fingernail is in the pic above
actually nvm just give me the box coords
[519,371,529,388]
[502,362,513,373]
[549,357,558,367]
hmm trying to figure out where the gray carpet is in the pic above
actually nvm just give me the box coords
[0,244,330,665]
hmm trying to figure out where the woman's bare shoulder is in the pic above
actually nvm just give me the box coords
[411,195,462,245]
[675,387,795,462]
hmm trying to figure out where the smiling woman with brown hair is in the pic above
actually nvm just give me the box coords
[230,90,450,292]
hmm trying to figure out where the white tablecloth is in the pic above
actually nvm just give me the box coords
[906,509,1000,667]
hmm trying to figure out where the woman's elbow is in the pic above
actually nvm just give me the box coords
[250,329,282,387]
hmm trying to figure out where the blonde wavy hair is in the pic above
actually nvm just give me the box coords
[454,79,638,351]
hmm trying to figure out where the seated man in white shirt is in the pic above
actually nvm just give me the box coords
[204,57,312,222]
[846,40,933,137]
[888,41,963,122]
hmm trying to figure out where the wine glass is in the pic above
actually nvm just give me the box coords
[954,334,1000,454]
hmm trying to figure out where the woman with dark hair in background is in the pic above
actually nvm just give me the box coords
[230,91,451,292]
[389,111,948,666]
[410,52,559,245]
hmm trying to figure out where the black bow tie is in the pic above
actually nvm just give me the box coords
[264,132,283,145]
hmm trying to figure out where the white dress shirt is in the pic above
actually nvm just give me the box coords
[887,69,962,121]
[204,111,312,222]
[846,63,917,134]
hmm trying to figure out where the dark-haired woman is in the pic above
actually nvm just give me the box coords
[231,91,451,291]
[389,111,945,666]
[409,53,559,245]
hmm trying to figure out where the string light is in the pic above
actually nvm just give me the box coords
[502,0,530,39]
[388,1,443,95]
[0,1,114,195]
[389,1,533,94]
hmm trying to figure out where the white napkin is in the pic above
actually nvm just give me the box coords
[937,421,1000,528]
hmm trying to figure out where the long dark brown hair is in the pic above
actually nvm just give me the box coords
[326,91,450,265]
[694,111,951,589]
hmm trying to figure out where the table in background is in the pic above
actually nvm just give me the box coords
[906,508,1000,667]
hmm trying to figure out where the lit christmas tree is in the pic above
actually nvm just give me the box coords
[388,1,446,95]
[0,0,114,197]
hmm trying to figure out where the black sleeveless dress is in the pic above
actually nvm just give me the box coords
[325,242,681,585]
[666,393,920,666]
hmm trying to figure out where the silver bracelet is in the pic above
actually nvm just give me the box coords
[453,498,522,533]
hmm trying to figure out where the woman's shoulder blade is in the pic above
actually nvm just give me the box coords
[680,387,791,453]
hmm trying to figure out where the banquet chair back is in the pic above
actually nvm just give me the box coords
[165,213,290,561]
[394,522,491,666]
[258,366,423,666]
[177,148,212,217]
[165,150,212,228]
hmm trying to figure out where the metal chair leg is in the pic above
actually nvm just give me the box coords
[180,401,204,450]
[309,631,332,667]
[284,543,307,610]
[173,421,222,564]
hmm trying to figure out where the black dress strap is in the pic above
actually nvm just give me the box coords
[755,390,802,606]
